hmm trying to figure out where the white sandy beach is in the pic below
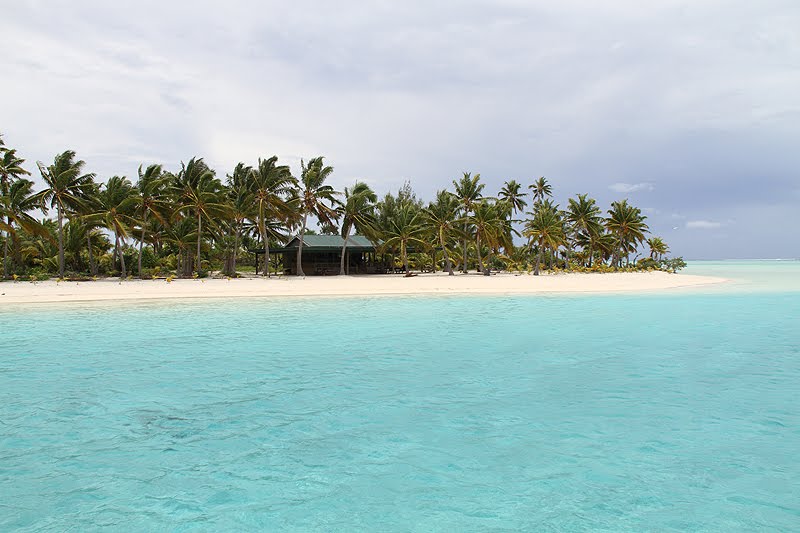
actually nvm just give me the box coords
[0,271,727,304]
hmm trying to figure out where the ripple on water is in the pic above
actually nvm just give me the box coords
[1,291,799,531]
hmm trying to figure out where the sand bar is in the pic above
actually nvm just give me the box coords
[0,271,727,305]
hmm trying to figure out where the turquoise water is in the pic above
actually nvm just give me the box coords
[684,259,800,293]
[1,262,799,531]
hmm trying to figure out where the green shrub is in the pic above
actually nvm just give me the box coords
[661,257,687,273]
[159,254,178,271]
[637,258,660,270]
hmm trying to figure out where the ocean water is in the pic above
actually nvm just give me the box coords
[1,262,799,531]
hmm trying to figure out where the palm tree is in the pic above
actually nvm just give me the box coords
[453,172,484,273]
[423,190,460,275]
[33,151,96,278]
[381,204,426,274]
[471,200,511,275]
[606,200,649,268]
[566,194,603,267]
[250,156,295,277]
[647,237,669,261]
[71,181,103,276]
[90,176,136,277]
[524,203,565,275]
[529,176,552,205]
[0,178,49,273]
[171,157,228,275]
[1,148,31,277]
[338,181,377,275]
[295,157,339,276]
[498,179,527,216]
[164,217,197,277]
[133,164,168,278]
[220,162,253,276]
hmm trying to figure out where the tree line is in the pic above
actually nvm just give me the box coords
[0,133,682,280]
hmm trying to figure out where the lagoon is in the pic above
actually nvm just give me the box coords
[1,261,799,530]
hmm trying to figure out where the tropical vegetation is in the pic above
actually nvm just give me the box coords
[0,133,685,281]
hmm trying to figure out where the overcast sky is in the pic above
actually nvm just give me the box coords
[3,1,799,259]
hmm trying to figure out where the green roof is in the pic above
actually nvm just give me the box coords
[254,234,379,254]
[285,235,375,249]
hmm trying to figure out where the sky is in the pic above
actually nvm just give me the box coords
[3,0,799,259]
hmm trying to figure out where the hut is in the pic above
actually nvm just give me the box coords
[254,235,391,275]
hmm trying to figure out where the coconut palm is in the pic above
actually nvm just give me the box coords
[471,200,511,275]
[529,176,552,205]
[33,151,96,278]
[132,164,168,277]
[422,190,460,275]
[71,181,107,276]
[381,204,426,274]
[524,203,565,275]
[295,157,339,276]
[171,157,228,274]
[1,148,31,277]
[453,172,484,272]
[498,179,527,216]
[250,156,295,277]
[0,179,49,273]
[17,218,57,271]
[647,236,669,261]
[567,194,603,267]
[164,216,198,277]
[338,181,377,275]
[219,162,253,276]
[89,176,136,277]
[606,200,649,268]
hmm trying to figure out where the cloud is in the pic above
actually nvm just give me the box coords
[609,182,654,193]
[686,220,724,230]
[1,1,800,259]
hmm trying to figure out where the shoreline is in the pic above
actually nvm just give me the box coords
[0,271,728,305]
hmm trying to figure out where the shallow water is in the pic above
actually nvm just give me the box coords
[2,262,799,531]
[683,259,800,293]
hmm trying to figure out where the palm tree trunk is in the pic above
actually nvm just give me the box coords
[119,235,127,278]
[259,216,270,278]
[139,211,148,278]
[12,232,20,271]
[86,232,97,276]
[534,241,542,276]
[484,249,491,276]
[402,240,409,273]
[340,237,348,276]
[296,212,308,276]
[462,221,468,273]
[196,211,202,274]
[232,221,240,275]
[57,203,65,278]
[440,230,453,275]
[1,176,7,276]
[114,234,121,277]
[476,234,484,273]
[3,221,9,278]
[339,223,351,275]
